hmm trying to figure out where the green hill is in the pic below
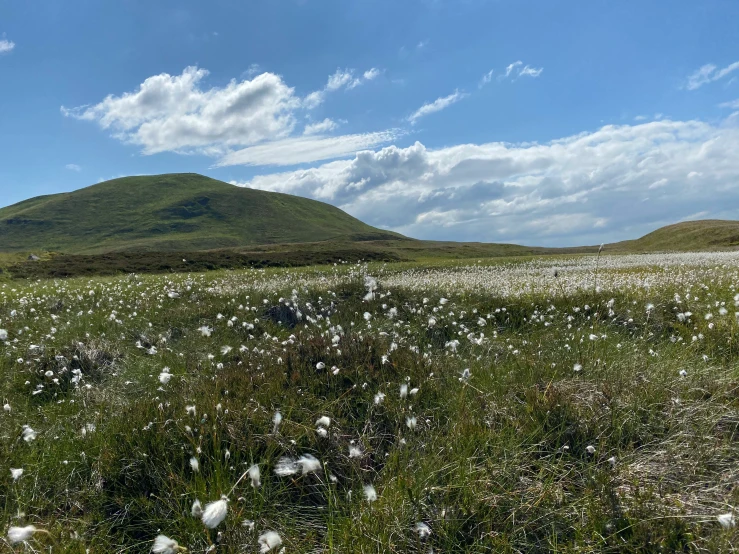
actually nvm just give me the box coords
[611,220,739,252]
[0,173,405,253]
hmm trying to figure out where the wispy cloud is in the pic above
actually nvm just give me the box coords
[500,61,543,81]
[686,60,739,90]
[478,69,494,88]
[304,67,382,108]
[0,38,15,54]
[719,98,739,110]
[407,90,467,125]
[65,163,82,171]
[217,129,401,167]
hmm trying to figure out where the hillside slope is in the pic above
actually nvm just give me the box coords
[611,220,739,252]
[0,174,405,253]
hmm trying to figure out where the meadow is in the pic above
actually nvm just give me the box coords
[2,252,739,552]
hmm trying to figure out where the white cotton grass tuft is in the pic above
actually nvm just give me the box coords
[316,361,326,370]
[315,416,331,428]
[400,384,408,399]
[21,425,37,442]
[374,392,386,405]
[10,467,23,481]
[202,496,229,528]
[220,345,232,355]
[0,329,7,341]
[191,499,203,518]
[586,445,596,455]
[414,522,432,539]
[272,411,282,433]
[152,534,183,554]
[248,464,261,488]
[573,363,583,372]
[189,456,199,472]
[349,445,363,458]
[406,416,417,430]
[159,369,172,385]
[7,525,37,544]
[363,484,377,502]
[198,326,212,337]
[274,454,322,476]
[717,512,736,529]
[258,530,282,553]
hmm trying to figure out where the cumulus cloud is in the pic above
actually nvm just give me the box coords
[407,90,467,124]
[236,118,739,245]
[65,164,81,171]
[218,130,400,167]
[686,60,739,90]
[305,67,382,108]
[303,118,339,135]
[62,65,393,166]
[0,38,15,54]
[61,67,301,155]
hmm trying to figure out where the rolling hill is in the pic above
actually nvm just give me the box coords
[610,220,739,252]
[0,173,405,253]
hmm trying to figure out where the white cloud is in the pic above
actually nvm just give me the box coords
[363,68,381,81]
[686,60,739,90]
[0,39,15,54]
[519,65,543,78]
[237,117,739,245]
[479,69,494,88]
[217,130,400,167]
[407,90,467,125]
[65,163,81,171]
[500,61,543,81]
[303,118,339,135]
[62,67,301,155]
[503,61,523,78]
[719,98,739,110]
[327,69,355,91]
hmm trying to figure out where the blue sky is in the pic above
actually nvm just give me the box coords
[2,0,739,246]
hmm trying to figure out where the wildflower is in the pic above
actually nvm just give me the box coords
[190,457,199,472]
[248,464,261,488]
[717,512,736,529]
[8,525,37,544]
[152,534,184,554]
[272,411,282,433]
[21,425,37,442]
[202,496,229,529]
[414,522,432,539]
[363,484,377,502]
[191,499,203,518]
[586,445,596,455]
[400,384,408,399]
[316,416,331,428]
[258,531,282,553]
[10,468,23,481]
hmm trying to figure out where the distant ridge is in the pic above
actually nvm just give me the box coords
[0,173,406,253]
[610,220,739,252]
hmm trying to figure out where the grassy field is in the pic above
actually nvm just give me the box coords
[2,253,739,552]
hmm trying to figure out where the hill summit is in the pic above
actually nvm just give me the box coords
[0,173,404,253]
